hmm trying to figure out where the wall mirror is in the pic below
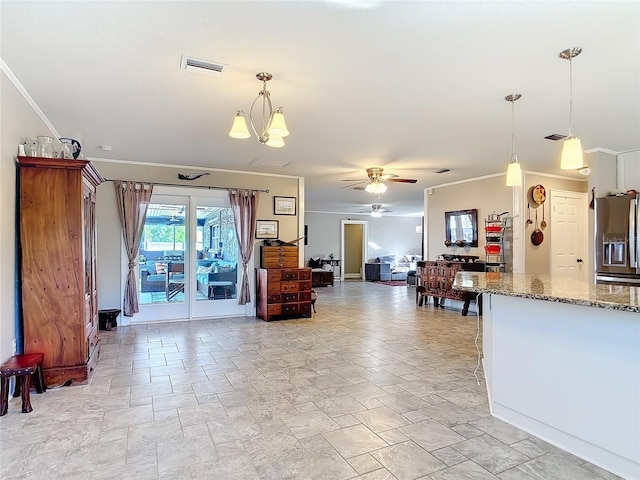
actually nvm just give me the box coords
[445,209,478,247]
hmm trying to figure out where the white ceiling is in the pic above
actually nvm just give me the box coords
[2,1,639,216]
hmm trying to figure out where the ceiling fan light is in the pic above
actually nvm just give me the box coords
[365,181,387,194]
[268,108,289,137]
[265,133,285,148]
[229,112,251,139]
[560,136,584,170]
[371,211,382,218]
[506,160,522,187]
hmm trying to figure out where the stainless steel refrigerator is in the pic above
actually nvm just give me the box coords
[595,192,640,285]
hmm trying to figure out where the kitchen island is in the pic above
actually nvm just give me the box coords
[453,272,639,480]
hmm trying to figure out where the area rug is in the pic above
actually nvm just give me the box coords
[377,280,408,287]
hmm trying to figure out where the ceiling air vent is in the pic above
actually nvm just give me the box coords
[180,55,226,76]
[250,158,291,168]
[544,133,567,141]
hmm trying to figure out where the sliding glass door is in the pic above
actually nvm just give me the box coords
[191,197,242,318]
[133,187,245,323]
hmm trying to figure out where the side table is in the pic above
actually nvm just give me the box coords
[320,259,341,281]
[98,309,121,331]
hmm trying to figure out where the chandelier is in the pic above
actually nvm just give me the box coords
[505,94,522,187]
[559,47,584,170]
[228,72,289,148]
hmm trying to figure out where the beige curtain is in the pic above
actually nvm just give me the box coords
[115,181,154,316]
[229,189,259,305]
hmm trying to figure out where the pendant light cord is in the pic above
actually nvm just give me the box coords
[568,55,574,137]
[511,100,516,158]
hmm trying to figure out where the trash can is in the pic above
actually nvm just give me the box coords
[98,309,121,331]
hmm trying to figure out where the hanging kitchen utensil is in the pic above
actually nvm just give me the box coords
[540,203,547,229]
[589,187,595,209]
[527,203,533,224]
[531,210,544,245]
[531,184,546,205]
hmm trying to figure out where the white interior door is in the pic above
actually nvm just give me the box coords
[550,190,588,281]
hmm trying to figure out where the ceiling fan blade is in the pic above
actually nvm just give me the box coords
[387,178,417,183]
[340,181,366,189]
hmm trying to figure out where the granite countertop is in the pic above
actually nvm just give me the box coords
[453,272,640,313]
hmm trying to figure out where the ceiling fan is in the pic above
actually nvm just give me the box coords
[357,203,392,217]
[342,167,417,193]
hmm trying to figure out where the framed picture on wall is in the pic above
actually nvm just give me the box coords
[274,196,296,215]
[255,220,279,239]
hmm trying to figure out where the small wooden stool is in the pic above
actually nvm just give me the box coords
[0,353,46,416]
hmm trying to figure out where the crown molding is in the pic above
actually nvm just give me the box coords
[0,57,60,138]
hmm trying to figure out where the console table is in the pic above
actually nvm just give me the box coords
[416,260,482,316]
[320,259,341,281]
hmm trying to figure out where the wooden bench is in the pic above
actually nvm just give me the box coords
[0,353,46,415]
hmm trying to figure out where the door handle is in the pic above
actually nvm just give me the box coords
[576,258,583,263]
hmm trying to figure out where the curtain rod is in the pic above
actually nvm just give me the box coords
[104,179,269,193]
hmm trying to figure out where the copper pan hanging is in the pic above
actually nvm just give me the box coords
[531,209,544,246]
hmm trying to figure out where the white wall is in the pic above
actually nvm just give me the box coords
[425,175,512,262]
[304,212,422,264]
[522,173,587,275]
[425,173,587,276]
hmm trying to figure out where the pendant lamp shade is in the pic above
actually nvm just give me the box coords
[560,136,584,170]
[265,134,285,148]
[506,160,522,187]
[229,112,251,139]
[268,108,289,137]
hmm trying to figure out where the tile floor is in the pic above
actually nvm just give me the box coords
[0,281,621,479]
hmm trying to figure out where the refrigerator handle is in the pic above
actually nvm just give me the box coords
[631,198,638,269]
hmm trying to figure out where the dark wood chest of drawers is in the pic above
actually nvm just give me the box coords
[417,260,483,316]
[261,246,298,268]
[419,261,468,302]
[257,268,312,321]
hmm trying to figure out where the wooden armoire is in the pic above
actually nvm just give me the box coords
[18,156,103,387]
